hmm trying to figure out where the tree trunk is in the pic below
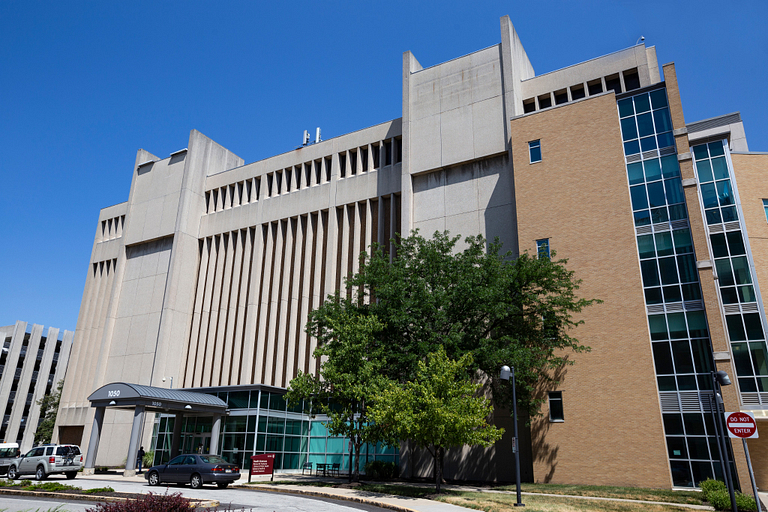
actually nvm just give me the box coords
[353,439,361,482]
[434,446,444,493]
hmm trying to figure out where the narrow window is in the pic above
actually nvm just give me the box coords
[384,140,392,166]
[605,74,622,95]
[537,238,550,259]
[538,94,552,109]
[570,84,585,101]
[554,89,568,105]
[395,138,402,164]
[324,157,332,182]
[339,153,347,178]
[361,147,369,172]
[763,199,768,222]
[623,69,641,91]
[523,98,536,113]
[372,144,380,169]
[549,391,564,422]
[587,79,603,96]
[529,140,542,163]
[350,149,358,175]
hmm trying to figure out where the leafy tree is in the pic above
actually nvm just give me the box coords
[369,348,503,493]
[286,311,390,482]
[347,231,598,415]
[34,380,64,444]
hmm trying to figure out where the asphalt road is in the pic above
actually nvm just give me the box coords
[0,476,390,512]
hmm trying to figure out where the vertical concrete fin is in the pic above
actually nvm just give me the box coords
[646,47,661,84]
[500,15,534,122]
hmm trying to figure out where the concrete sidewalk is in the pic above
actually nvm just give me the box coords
[76,470,768,512]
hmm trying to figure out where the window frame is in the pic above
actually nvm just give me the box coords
[529,139,542,163]
[548,391,564,422]
[536,238,550,260]
[763,199,768,223]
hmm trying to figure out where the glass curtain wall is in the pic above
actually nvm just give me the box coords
[618,87,731,487]
[151,388,399,472]
[692,140,768,404]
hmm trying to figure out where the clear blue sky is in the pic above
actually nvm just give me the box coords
[1,1,766,331]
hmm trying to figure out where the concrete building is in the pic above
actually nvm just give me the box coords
[55,16,768,489]
[0,321,73,451]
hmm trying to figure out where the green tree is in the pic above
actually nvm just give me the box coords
[286,311,390,482]
[34,380,64,444]
[369,348,503,493]
[346,231,598,415]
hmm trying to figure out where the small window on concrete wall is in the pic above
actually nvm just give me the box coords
[529,140,542,163]
[549,392,564,422]
[570,84,585,101]
[523,99,536,113]
[538,94,552,109]
[588,79,603,96]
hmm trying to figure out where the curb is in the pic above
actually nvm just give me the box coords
[236,485,420,512]
[0,487,220,509]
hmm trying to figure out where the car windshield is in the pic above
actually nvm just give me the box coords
[199,455,228,464]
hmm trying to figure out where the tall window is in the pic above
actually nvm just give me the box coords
[529,140,542,163]
[536,239,550,259]
[548,392,564,422]
[763,199,768,223]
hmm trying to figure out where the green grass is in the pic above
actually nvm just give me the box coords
[82,486,115,494]
[436,492,700,512]
[20,482,80,492]
[496,483,703,505]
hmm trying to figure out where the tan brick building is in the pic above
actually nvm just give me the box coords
[56,16,767,490]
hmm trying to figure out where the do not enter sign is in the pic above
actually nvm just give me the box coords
[725,412,759,439]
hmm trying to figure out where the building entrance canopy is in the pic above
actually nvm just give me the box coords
[88,382,228,414]
[85,382,228,476]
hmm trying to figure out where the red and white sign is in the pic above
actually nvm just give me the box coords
[724,412,759,439]
[250,453,276,475]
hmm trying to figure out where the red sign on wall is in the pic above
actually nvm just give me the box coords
[724,412,758,439]
[250,453,276,476]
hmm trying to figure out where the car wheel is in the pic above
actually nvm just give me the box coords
[35,465,47,481]
[190,473,202,489]
[217,482,229,489]
[147,471,160,486]
[65,472,77,480]
[7,466,17,480]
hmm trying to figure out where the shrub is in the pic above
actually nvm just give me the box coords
[708,489,732,511]
[83,486,115,494]
[364,460,399,481]
[86,492,191,512]
[701,479,727,501]
[23,482,80,492]
[705,485,759,512]
[143,450,154,468]
[735,492,758,512]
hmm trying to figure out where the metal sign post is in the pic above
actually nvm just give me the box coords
[724,411,760,510]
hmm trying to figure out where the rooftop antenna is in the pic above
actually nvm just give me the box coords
[636,35,645,45]
[302,130,310,146]
[315,127,321,144]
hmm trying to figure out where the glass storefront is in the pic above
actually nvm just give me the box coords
[150,386,399,472]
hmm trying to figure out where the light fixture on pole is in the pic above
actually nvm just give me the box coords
[162,377,173,389]
[500,365,524,507]
[712,370,736,512]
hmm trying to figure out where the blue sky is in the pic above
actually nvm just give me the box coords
[1,1,766,331]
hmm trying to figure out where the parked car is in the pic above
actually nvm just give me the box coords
[145,454,240,489]
[7,444,83,480]
[0,443,19,475]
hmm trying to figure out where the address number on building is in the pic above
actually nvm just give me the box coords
[107,390,121,398]
[152,401,162,407]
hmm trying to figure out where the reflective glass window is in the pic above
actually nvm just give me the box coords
[695,160,713,183]
[711,157,729,180]
[647,182,666,208]
[726,316,746,342]
[634,93,651,113]
[641,135,658,151]
[708,141,724,157]
[650,89,668,109]
[726,231,745,255]
[654,108,672,133]
[641,260,660,287]
[710,234,728,258]
[654,233,673,256]
[700,184,718,208]
[661,155,680,177]
[643,159,662,181]
[620,118,638,141]
[638,235,656,259]
[627,162,644,184]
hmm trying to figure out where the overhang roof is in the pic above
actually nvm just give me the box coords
[88,382,228,414]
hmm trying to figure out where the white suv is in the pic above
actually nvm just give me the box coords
[7,444,83,480]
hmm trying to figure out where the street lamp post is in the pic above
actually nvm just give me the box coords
[711,370,736,512]
[500,365,524,507]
